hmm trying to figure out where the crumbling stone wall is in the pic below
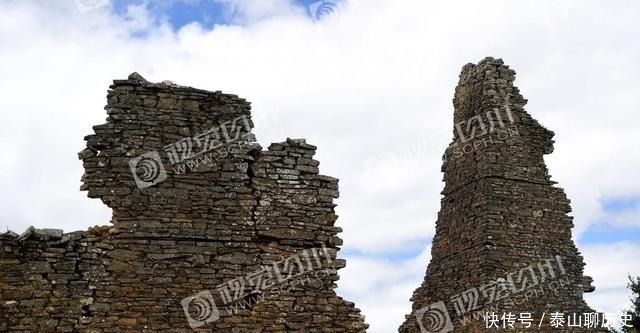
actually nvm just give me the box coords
[0,74,367,332]
[399,58,605,333]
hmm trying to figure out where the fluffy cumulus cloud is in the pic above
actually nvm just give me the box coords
[583,242,640,317]
[0,0,639,332]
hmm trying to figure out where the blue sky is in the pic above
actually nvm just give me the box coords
[1,1,639,332]
[111,0,343,29]
[112,0,230,29]
[580,195,640,244]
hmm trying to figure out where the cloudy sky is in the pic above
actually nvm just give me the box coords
[0,0,639,331]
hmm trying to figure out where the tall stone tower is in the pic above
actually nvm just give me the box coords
[399,58,605,333]
[0,74,367,332]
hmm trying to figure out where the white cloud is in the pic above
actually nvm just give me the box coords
[582,242,640,328]
[339,245,431,333]
[0,0,639,332]
[342,241,639,333]
[213,0,303,24]
[599,207,640,228]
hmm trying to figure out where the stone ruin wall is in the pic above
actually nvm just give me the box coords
[399,58,605,333]
[0,59,608,333]
[0,73,367,332]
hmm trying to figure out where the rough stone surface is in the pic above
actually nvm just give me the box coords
[399,58,606,332]
[0,60,609,333]
[0,74,367,332]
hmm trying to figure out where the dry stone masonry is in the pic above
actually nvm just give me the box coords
[0,59,608,333]
[399,58,606,333]
[0,73,367,332]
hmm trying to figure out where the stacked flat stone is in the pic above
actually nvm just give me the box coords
[399,58,606,332]
[0,73,367,332]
